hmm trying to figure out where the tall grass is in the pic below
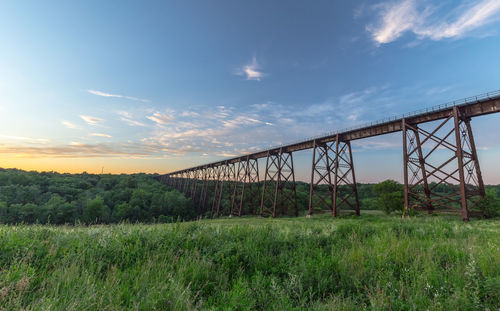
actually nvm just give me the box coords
[0,215,499,310]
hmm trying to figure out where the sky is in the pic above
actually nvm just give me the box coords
[1,0,500,183]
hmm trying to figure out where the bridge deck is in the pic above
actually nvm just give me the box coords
[168,91,500,174]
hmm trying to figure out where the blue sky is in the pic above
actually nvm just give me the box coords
[1,0,500,183]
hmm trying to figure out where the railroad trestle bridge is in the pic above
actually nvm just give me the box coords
[156,91,500,221]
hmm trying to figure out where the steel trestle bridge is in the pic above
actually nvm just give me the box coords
[156,90,500,221]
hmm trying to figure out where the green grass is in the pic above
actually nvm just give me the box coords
[1,215,499,310]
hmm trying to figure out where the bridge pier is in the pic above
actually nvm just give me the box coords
[212,163,231,217]
[199,168,209,217]
[332,136,360,216]
[229,156,259,216]
[184,170,193,198]
[182,171,190,195]
[179,172,184,192]
[190,170,200,202]
[245,158,260,215]
[221,162,236,215]
[402,106,486,220]
[176,173,182,191]
[308,140,335,215]
[211,165,224,218]
[308,135,360,217]
[231,159,247,216]
[206,167,217,216]
[260,148,298,217]
[173,176,177,188]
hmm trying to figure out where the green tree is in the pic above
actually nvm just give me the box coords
[83,196,110,224]
[373,180,404,214]
[479,189,500,218]
[19,203,38,223]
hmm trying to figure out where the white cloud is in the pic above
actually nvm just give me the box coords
[0,141,152,159]
[417,0,500,40]
[88,89,150,103]
[61,120,79,129]
[251,102,270,110]
[216,152,238,157]
[80,115,103,125]
[147,112,174,125]
[117,111,146,127]
[367,0,500,45]
[90,133,112,138]
[0,135,50,144]
[235,57,264,81]
[367,0,422,44]
[117,111,132,118]
[181,111,200,117]
[121,118,146,127]
[88,90,122,98]
[222,116,263,129]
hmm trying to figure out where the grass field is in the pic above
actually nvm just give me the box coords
[1,215,499,310]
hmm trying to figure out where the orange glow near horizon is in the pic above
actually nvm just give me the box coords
[0,157,182,175]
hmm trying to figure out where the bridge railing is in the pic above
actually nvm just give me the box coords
[170,89,500,171]
[267,89,500,150]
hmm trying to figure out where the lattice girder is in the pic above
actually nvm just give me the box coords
[260,148,298,217]
[402,106,485,220]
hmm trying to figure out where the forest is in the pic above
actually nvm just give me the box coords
[0,168,498,225]
[0,168,195,224]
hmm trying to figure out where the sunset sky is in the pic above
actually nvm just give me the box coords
[1,0,500,183]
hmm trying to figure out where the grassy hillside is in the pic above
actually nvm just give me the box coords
[1,215,499,310]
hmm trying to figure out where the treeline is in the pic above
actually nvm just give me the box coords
[0,168,498,225]
[0,168,195,224]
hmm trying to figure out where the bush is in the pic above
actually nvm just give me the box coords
[83,196,110,224]
[372,180,404,214]
[479,189,500,218]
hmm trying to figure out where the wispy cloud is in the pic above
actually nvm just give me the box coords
[366,0,423,45]
[222,116,263,128]
[61,120,80,129]
[117,111,146,127]
[0,143,150,158]
[4,86,435,160]
[235,57,265,81]
[181,111,201,117]
[0,135,50,144]
[90,133,112,138]
[88,89,150,103]
[80,115,103,125]
[121,118,146,127]
[147,112,174,125]
[367,0,500,45]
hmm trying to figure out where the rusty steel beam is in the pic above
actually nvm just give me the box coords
[198,168,209,217]
[403,106,486,220]
[211,165,224,218]
[154,91,498,221]
[308,136,360,217]
[221,162,236,216]
[308,140,335,216]
[260,150,280,217]
[213,162,235,217]
[162,93,500,177]
[190,169,200,202]
[332,137,360,216]
[245,158,261,215]
[230,157,251,216]
[260,148,297,217]
[182,171,190,195]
